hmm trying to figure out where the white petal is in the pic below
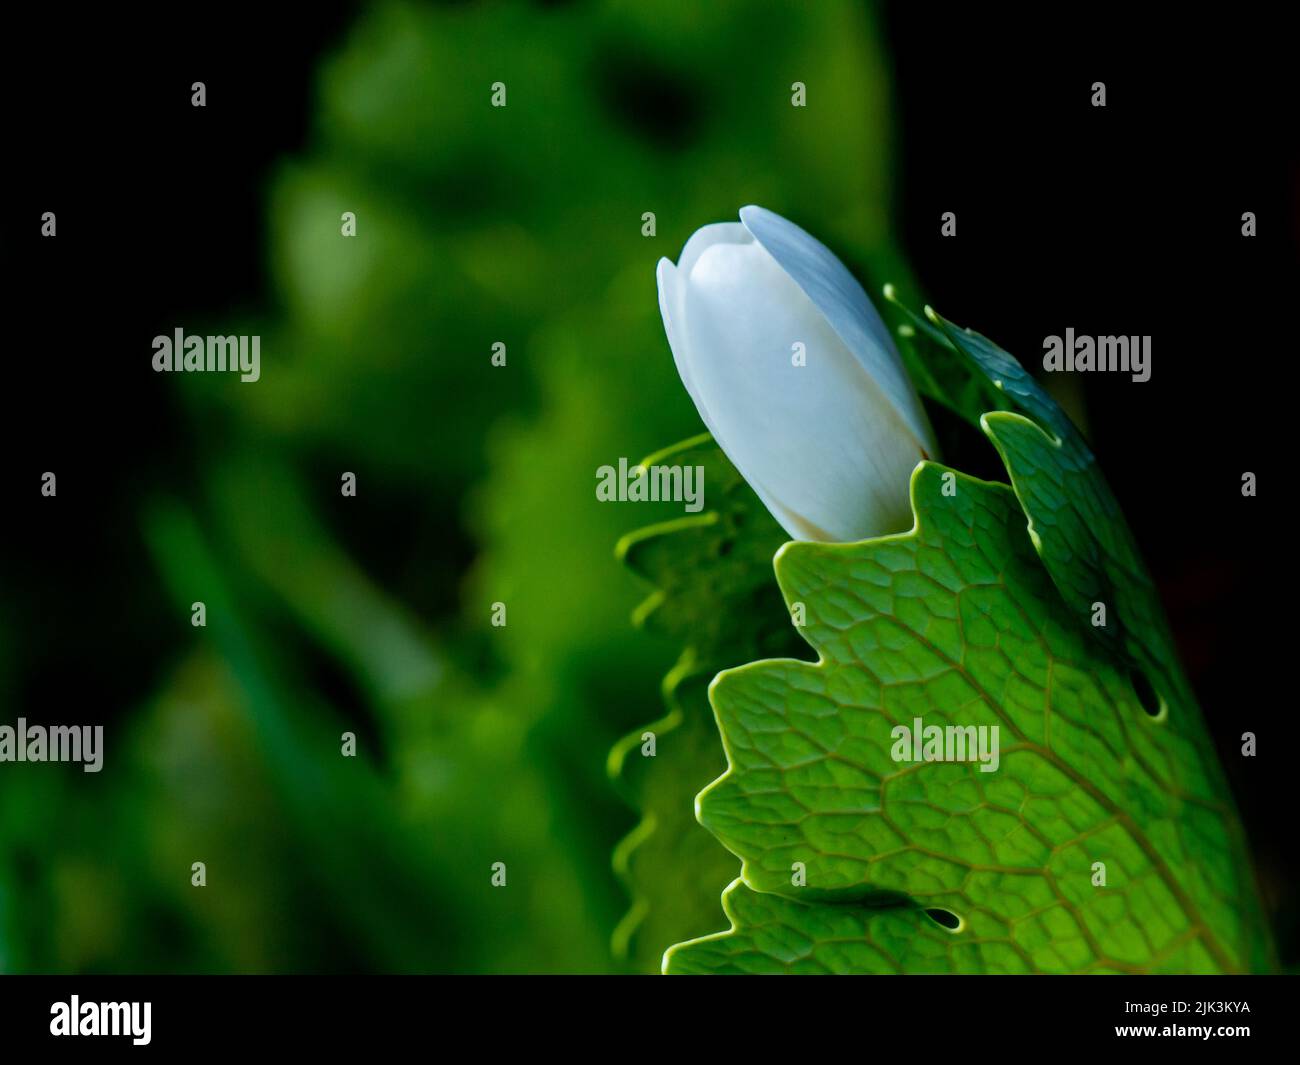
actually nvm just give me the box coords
[676,221,750,276]
[739,205,935,454]
[657,221,753,465]
[678,235,923,542]
[658,256,729,455]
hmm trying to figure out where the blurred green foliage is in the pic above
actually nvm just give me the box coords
[610,436,805,970]
[1,0,910,972]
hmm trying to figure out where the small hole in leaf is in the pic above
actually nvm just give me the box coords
[925,907,962,931]
[1130,669,1164,718]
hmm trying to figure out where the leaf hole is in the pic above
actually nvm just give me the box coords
[1129,668,1166,719]
[925,907,963,932]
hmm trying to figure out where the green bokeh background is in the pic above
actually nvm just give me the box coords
[0,0,913,973]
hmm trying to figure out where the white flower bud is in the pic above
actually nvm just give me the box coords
[657,205,936,542]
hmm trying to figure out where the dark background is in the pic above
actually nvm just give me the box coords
[1,2,1295,970]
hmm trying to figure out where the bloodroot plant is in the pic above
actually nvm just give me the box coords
[612,207,1273,975]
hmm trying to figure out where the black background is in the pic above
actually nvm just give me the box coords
[1,1,1296,971]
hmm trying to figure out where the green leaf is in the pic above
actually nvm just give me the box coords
[610,436,804,970]
[924,310,1188,702]
[882,286,1011,427]
[666,879,965,974]
[674,462,1269,973]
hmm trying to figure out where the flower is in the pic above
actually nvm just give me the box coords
[656,205,936,543]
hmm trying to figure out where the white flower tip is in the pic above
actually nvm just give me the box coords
[656,258,677,317]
